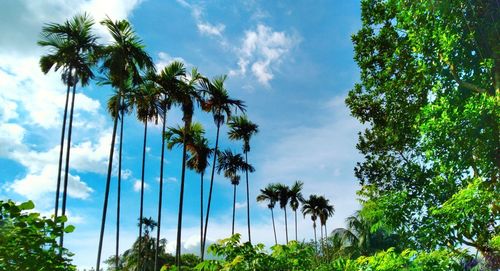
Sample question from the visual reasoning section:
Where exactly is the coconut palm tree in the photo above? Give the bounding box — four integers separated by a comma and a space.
256, 183, 279, 245
275, 183, 291, 244
227, 115, 259, 243
96, 17, 154, 271
318, 196, 335, 241
164, 67, 205, 267
132, 79, 161, 268
302, 194, 322, 251
151, 61, 186, 271
38, 13, 99, 249
186, 135, 213, 257
216, 149, 255, 236
288, 180, 304, 242
199, 75, 246, 259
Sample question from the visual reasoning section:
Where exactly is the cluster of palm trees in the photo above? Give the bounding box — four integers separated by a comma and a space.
38, 14, 259, 271
256, 182, 335, 251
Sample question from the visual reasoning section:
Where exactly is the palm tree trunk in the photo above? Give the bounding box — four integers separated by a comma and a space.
138, 121, 148, 270
294, 210, 298, 241
313, 222, 317, 253
96, 97, 120, 271
116, 106, 124, 270
60, 80, 77, 249
175, 121, 189, 269
155, 109, 167, 271
200, 171, 204, 257
271, 208, 277, 245
244, 151, 251, 243
54, 75, 71, 220
232, 184, 237, 236
284, 207, 289, 244
201, 121, 221, 260
320, 224, 324, 254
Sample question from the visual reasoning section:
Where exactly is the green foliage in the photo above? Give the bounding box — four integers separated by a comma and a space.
0, 200, 76, 271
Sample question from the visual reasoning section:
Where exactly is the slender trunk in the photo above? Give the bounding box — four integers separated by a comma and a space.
138, 121, 148, 270
116, 106, 124, 270
175, 121, 189, 269
200, 172, 204, 257
244, 152, 251, 243
313, 221, 317, 253
284, 207, 288, 244
201, 122, 221, 260
320, 224, 324, 254
294, 210, 298, 241
155, 109, 167, 271
55, 75, 71, 219
232, 184, 237, 236
60, 80, 77, 249
96, 98, 120, 271
271, 208, 277, 245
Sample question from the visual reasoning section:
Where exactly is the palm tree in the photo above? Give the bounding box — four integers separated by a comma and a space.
301, 194, 322, 251
216, 149, 255, 236
256, 183, 279, 245
317, 196, 334, 255
133, 79, 161, 269
199, 75, 246, 259
164, 67, 205, 268
288, 180, 304, 241
96, 17, 154, 271
38, 13, 99, 249
186, 135, 212, 257
152, 61, 185, 271
275, 183, 291, 244
227, 115, 259, 243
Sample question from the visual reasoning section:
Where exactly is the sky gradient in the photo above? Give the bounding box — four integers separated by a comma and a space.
0, 0, 362, 269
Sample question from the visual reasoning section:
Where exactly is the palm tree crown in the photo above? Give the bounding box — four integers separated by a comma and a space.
227, 115, 259, 153
200, 75, 246, 125
216, 149, 255, 183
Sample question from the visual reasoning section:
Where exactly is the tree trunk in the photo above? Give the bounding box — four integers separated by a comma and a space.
54, 73, 71, 220
138, 121, 148, 270
154, 108, 167, 271
245, 152, 251, 243
294, 210, 298, 241
201, 122, 221, 260
60, 80, 77, 249
175, 121, 189, 269
313, 222, 317, 253
284, 207, 288, 244
116, 105, 124, 270
271, 208, 277, 245
200, 172, 204, 257
232, 184, 237, 236
96, 98, 120, 271
320, 224, 324, 255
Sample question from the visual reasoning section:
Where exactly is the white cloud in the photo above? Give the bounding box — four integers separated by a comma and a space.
176, 0, 226, 38
235, 201, 247, 209
197, 22, 225, 37
133, 179, 149, 192
155, 52, 189, 71
229, 24, 299, 86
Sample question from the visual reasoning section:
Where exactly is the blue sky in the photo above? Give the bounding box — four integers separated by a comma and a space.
0, 0, 362, 269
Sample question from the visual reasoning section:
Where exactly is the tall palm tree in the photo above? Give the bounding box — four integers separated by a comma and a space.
165, 67, 204, 268
38, 13, 99, 249
227, 115, 259, 243
96, 18, 154, 271
256, 183, 279, 245
216, 149, 255, 236
317, 196, 334, 254
199, 75, 246, 259
151, 62, 184, 271
288, 180, 304, 241
275, 183, 291, 244
107, 86, 134, 269
186, 135, 212, 257
133, 79, 161, 269
301, 194, 322, 251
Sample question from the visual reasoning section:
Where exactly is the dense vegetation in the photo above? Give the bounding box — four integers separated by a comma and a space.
1, 0, 498, 270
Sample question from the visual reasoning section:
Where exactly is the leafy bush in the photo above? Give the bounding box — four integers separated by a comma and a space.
0, 199, 76, 271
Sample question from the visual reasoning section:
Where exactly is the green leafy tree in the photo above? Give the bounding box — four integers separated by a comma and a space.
0, 200, 76, 271
256, 183, 280, 245
227, 115, 259, 243
96, 17, 154, 271
38, 13, 99, 248
216, 149, 255, 236
199, 75, 246, 259
346, 0, 499, 268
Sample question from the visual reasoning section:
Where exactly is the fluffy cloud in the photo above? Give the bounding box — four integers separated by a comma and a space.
176, 0, 226, 38
133, 179, 150, 192
229, 24, 299, 86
